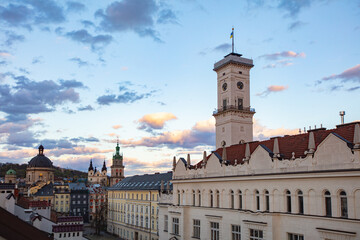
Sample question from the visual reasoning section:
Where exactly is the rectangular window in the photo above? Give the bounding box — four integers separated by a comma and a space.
172, 218, 179, 235
223, 99, 227, 110
288, 233, 304, 240
231, 225, 241, 240
193, 219, 200, 238
250, 229, 263, 240
265, 195, 270, 212
238, 98, 243, 110
164, 215, 168, 232
210, 222, 219, 240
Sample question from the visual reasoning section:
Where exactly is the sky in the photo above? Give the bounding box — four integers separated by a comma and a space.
0, 0, 359, 176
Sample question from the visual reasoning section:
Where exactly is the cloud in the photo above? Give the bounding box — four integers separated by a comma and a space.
78, 105, 94, 111
69, 137, 100, 143
112, 125, 122, 129
65, 29, 113, 52
97, 82, 156, 105
263, 59, 293, 69
256, 85, 289, 97
120, 118, 215, 149
138, 112, 177, 132
157, 9, 178, 24
48, 146, 112, 157
0, 51, 12, 58
3, 31, 25, 46
121, 66, 128, 71
0, 3, 33, 28
124, 157, 172, 175
213, 43, 231, 52
0, 74, 84, 115
81, 20, 95, 28
288, 21, 307, 31
95, 0, 177, 42
321, 64, 360, 84
32, 56, 43, 64
347, 86, 360, 91
69, 57, 89, 67
259, 51, 306, 60
254, 119, 299, 141
66, 1, 85, 13
278, 0, 311, 17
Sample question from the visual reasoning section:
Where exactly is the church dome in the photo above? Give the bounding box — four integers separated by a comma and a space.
6, 169, 16, 175
28, 145, 53, 168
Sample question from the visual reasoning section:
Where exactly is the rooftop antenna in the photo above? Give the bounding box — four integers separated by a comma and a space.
231, 27, 234, 53
340, 111, 345, 124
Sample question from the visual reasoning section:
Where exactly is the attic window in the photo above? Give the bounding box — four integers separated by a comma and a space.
239, 71, 242, 74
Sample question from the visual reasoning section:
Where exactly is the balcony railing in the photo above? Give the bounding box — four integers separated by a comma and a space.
213, 105, 256, 115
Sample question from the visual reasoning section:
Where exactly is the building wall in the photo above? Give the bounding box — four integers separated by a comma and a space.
70, 190, 89, 222
26, 167, 54, 184
107, 189, 160, 240
158, 127, 360, 240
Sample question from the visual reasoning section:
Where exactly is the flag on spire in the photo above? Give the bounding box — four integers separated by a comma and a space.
230, 28, 234, 39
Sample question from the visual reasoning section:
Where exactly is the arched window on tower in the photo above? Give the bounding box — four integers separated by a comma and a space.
286, 190, 291, 213
297, 190, 304, 214
210, 190, 214, 207
198, 190, 201, 207
239, 190, 243, 209
265, 190, 270, 212
230, 190, 234, 209
325, 191, 332, 217
192, 190, 196, 206
216, 190, 220, 208
340, 191, 348, 218
255, 190, 260, 211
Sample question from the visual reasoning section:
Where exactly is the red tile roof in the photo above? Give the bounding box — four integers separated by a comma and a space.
195, 122, 358, 167
57, 216, 83, 223
52, 224, 83, 233
17, 198, 50, 209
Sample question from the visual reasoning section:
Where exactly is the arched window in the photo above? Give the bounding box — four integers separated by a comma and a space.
325, 191, 332, 217
216, 190, 220, 208
265, 190, 270, 212
239, 190, 243, 209
198, 190, 201, 207
192, 190, 196, 206
255, 190, 260, 211
177, 190, 180, 205
230, 190, 234, 209
340, 191, 348, 218
298, 190, 304, 214
181, 190, 185, 205
286, 190, 291, 213
210, 190, 214, 207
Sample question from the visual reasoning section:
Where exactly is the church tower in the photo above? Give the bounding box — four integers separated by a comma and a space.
213, 52, 255, 149
110, 141, 125, 186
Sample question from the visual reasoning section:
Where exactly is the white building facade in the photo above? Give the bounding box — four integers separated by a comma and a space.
159, 53, 360, 240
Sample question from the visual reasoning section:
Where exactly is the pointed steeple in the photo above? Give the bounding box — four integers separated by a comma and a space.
102, 160, 107, 172
222, 145, 227, 165
354, 123, 360, 149
187, 154, 191, 168
202, 151, 207, 167
172, 156, 176, 171
94, 167, 97, 173
273, 138, 280, 158
88, 159, 94, 171
116, 138, 120, 155
307, 131, 315, 154
244, 143, 251, 161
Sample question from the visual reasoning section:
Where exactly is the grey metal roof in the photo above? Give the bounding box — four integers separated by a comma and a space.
68, 182, 87, 190
34, 183, 53, 196
110, 172, 173, 191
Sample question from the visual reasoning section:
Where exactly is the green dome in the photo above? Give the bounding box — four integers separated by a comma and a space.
6, 169, 16, 175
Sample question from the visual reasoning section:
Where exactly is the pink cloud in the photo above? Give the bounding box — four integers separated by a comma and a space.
253, 119, 299, 141
322, 64, 360, 83
260, 51, 306, 60
138, 112, 177, 130
256, 85, 289, 97
112, 124, 122, 129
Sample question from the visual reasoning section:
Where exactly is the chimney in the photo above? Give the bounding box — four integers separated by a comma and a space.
172, 156, 176, 171
187, 154, 191, 168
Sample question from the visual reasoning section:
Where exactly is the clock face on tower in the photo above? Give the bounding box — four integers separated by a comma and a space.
237, 81, 244, 89
222, 82, 227, 91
